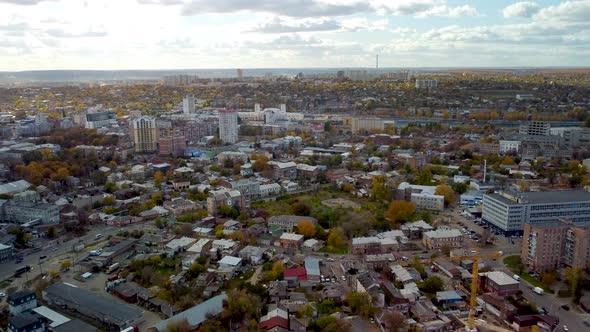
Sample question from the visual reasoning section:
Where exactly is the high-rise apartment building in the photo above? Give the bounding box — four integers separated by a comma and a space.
521, 218, 590, 272
183, 94, 195, 115
482, 190, 590, 235
519, 121, 550, 136
130, 116, 158, 153
218, 108, 238, 144
351, 118, 384, 134
158, 121, 186, 157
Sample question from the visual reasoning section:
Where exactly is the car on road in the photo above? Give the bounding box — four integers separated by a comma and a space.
0, 292, 5, 298
39, 255, 47, 260
563, 325, 568, 331
561, 304, 570, 311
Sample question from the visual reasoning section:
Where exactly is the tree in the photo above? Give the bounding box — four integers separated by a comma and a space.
60, 260, 71, 271
251, 154, 269, 172
318, 300, 336, 314
435, 184, 454, 207
327, 227, 346, 248
297, 220, 316, 238
291, 200, 311, 216
540, 270, 557, 287
383, 311, 407, 332
154, 171, 164, 188
347, 292, 373, 318
166, 318, 191, 332
418, 276, 444, 293
564, 267, 583, 303
270, 261, 284, 280
104, 182, 116, 193
371, 175, 389, 201
47, 226, 58, 239
518, 180, 530, 192
103, 194, 115, 206
298, 303, 314, 330
385, 200, 416, 223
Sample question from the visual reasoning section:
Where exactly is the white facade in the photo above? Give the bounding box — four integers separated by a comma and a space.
183, 94, 195, 114
482, 190, 590, 234
499, 140, 521, 154
218, 109, 238, 144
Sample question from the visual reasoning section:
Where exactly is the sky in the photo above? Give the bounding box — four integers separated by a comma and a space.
0, 0, 589, 71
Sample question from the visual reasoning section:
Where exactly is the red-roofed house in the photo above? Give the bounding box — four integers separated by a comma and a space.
259, 307, 289, 331
283, 268, 307, 288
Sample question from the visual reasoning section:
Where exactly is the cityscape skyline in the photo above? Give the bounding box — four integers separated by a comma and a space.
1, 0, 589, 71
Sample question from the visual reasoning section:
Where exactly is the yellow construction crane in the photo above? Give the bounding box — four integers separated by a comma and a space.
404, 249, 502, 332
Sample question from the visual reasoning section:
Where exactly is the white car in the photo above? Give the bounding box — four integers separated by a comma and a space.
0, 292, 5, 298
563, 325, 568, 331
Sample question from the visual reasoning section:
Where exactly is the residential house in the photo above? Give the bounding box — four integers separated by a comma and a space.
8, 291, 37, 315
422, 228, 464, 250
238, 246, 267, 265
279, 233, 304, 250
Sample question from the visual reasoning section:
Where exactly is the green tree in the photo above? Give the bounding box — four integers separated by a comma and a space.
371, 175, 390, 201
346, 292, 373, 318
327, 227, 346, 249
60, 260, 71, 271
154, 171, 164, 188
418, 276, 444, 293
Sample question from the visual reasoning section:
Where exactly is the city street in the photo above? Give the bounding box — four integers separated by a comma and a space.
0, 223, 145, 282
518, 275, 590, 332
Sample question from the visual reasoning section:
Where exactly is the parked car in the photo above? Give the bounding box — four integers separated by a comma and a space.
561, 304, 570, 311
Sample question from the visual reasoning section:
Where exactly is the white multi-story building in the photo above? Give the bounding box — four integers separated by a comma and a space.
499, 140, 521, 154
482, 190, 590, 235
218, 109, 238, 144
182, 94, 195, 114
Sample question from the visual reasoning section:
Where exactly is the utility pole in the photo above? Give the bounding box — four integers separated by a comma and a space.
376, 54, 379, 69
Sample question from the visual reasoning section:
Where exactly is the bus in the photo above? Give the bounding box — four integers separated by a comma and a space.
106, 263, 120, 274
15, 265, 31, 277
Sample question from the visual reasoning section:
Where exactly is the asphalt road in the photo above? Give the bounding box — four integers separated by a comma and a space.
0, 224, 131, 281
518, 277, 590, 332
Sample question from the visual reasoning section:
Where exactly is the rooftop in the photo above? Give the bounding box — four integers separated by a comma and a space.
480, 271, 520, 286
424, 228, 463, 239
280, 232, 304, 241
218, 255, 242, 266
153, 293, 227, 331
486, 190, 590, 205
352, 236, 380, 245
0, 180, 31, 195
43, 283, 143, 327
304, 256, 321, 276
32, 306, 70, 328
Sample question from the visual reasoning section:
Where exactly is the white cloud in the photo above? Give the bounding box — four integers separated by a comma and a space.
0, 0, 55, 5
416, 4, 478, 17
503, 2, 539, 18
180, 0, 371, 17
249, 17, 341, 33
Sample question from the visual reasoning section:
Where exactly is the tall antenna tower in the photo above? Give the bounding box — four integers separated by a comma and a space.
376, 54, 379, 69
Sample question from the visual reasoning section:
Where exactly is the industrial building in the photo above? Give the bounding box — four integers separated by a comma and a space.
42, 283, 144, 331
